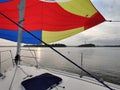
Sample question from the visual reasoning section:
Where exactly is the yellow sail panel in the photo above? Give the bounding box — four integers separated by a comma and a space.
58, 0, 97, 17
42, 27, 84, 43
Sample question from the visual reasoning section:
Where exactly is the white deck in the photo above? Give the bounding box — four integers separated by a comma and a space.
0, 65, 119, 90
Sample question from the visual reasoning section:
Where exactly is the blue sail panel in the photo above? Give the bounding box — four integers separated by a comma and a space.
0, 0, 11, 3
0, 29, 42, 44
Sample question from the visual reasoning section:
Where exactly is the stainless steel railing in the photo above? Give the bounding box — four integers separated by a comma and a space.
20, 49, 39, 67
0, 50, 14, 77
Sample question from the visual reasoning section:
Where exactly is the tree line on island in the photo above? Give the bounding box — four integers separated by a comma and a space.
24, 43, 96, 47
24, 43, 120, 47
24, 43, 67, 47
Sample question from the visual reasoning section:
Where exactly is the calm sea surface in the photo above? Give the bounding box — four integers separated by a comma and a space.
0, 47, 120, 85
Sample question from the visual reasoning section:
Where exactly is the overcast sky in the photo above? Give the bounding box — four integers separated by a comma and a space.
0, 0, 120, 46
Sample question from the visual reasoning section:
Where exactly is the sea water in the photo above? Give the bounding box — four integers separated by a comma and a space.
0, 47, 120, 85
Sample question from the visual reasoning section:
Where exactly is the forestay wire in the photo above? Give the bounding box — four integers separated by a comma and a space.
0, 12, 114, 90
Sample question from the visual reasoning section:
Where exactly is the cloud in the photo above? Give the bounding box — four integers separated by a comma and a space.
58, 21, 120, 45
91, 0, 120, 20
78, 21, 120, 45
0, 39, 16, 46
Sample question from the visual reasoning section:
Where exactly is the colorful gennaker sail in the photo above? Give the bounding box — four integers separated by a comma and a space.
0, 0, 105, 44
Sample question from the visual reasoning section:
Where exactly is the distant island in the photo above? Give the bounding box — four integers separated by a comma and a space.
23, 43, 120, 47
23, 43, 67, 47
78, 44, 120, 47
24, 43, 96, 47
78, 44, 95, 47
24, 43, 95, 47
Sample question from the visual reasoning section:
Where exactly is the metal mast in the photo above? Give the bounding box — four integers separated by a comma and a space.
15, 0, 26, 65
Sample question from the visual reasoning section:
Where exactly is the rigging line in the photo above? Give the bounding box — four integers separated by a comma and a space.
9, 66, 18, 90
0, 12, 114, 90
